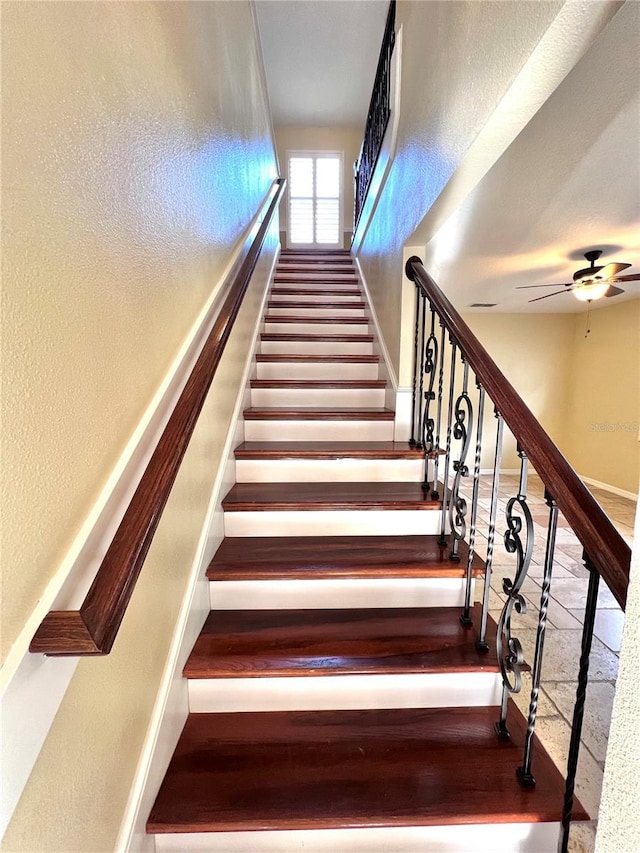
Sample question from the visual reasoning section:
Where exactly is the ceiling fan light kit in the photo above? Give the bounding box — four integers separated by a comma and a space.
516, 250, 637, 304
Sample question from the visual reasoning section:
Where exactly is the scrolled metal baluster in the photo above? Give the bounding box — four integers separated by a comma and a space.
430, 320, 446, 501
415, 295, 427, 451
421, 308, 438, 489
517, 488, 558, 786
409, 286, 420, 448
495, 446, 534, 740
559, 553, 600, 853
461, 380, 485, 627
438, 339, 457, 547
476, 410, 504, 651
448, 360, 473, 561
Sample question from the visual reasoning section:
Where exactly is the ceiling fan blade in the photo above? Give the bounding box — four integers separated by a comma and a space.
516, 282, 573, 290
609, 272, 640, 282
605, 285, 625, 297
598, 262, 632, 279
528, 289, 573, 303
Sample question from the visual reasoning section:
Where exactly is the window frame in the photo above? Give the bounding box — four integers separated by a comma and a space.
286, 150, 344, 249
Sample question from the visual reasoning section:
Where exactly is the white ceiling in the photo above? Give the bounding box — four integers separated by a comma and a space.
255, 0, 390, 128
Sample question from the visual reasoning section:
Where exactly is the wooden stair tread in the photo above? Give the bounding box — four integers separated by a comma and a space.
264, 316, 369, 324
184, 606, 498, 678
147, 704, 586, 833
270, 288, 361, 296
267, 301, 366, 309
222, 481, 441, 511
249, 380, 386, 389
243, 407, 395, 421
256, 354, 379, 363
235, 440, 419, 458
261, 333, 373, 342
207, 535, 482, 580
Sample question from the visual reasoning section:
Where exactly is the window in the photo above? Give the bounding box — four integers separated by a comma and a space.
287, 151, 343, 247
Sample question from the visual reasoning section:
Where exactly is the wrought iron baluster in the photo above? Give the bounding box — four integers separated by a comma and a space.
415, 294, 427, 451
517, 488, 558, 786
461, 380, 484, 627
495, 445, 534, 740
559, 553, 600, 853
438, 339, 457, 547
430, 320, 446, 501
476, 410, 504, 651
448, 359, 473, 561
409, 286, 420, 448
421, 308, 438, 489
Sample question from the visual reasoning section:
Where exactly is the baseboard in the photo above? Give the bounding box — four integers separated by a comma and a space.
116, 243, 280, 853
579, 476, 637, 502
0, 186, 280, 843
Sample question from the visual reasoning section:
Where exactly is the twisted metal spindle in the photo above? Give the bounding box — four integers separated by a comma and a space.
559, 554, 600, 853
421, 308, 438, 490
415, 294, 427, 450
517, 488, 558, 786
409, 287, 420, 447
461, 380, 485, 627
438, 339, 457, 547
430, 320, 446, 501
448, 359, 473, 561
476, 410, 504, 652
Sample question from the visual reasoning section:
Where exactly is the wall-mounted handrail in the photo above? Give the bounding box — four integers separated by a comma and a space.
405, 255, 631, 609
31, 178, 286, 656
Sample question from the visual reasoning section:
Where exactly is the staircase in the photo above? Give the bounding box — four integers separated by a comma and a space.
147, 250, 582, 852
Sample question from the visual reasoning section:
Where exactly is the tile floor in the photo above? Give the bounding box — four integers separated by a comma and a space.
463, 472, 636, 852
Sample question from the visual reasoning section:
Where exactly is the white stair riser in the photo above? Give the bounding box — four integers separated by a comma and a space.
210, 578, 470, 609
270, 292, 362, 303
235, 458, 425, 483
223, 508, 441, 537
187, 672, 502, 713
264, 321, 368, 335
243, 420, 393, 442
155, 823, 561, 853
250, 388, 385, 407
267, 306, 366, 317
260, 340, 373, 355
256, 362, 379, 380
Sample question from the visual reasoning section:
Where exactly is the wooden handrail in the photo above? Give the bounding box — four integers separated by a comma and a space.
405, 256, 631, 610
31, 178, 286, 656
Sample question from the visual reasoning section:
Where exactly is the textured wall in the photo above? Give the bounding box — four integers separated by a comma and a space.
1, 1, 277, 661
1, 1, 277, 849
564, 300, 640, 494
357, 0, 564, 383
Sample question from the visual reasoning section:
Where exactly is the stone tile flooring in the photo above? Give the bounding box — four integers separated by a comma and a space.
466, 472, 636, 852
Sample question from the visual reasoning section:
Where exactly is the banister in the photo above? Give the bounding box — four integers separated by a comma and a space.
405, 255, 631, 609
30, 178, 286, 656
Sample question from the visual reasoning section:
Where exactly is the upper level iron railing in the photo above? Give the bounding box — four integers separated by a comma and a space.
405, 255, 631, 853
353, 0, 396, 232
30, 178, 286, 657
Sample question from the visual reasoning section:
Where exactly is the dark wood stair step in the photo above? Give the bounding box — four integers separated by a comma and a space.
260, 333, 374, 342
222, 481, 441, 511
207, 534, 483, 580
267, 301, 367, 310
256, 354, 379, 363
242, 407, 394, 421
235, 440, 418, 458
263, 316, 369, 325
184, 606, 498, 678
249, 380, 386, 390
270, 288, 362, 297
147, 704, 586, 833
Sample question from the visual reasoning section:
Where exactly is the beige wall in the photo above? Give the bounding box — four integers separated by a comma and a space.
358, 0, 564, 382
275, 125, 363, 248
564, 300, 640, 495
2, 1, 277, 849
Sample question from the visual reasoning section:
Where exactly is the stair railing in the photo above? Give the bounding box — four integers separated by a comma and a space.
30, 178, 285, 657
353, 0, 396, 231
405, 255, 631, 852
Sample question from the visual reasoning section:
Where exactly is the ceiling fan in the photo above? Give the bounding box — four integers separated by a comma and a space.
517, 250, 640, 303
